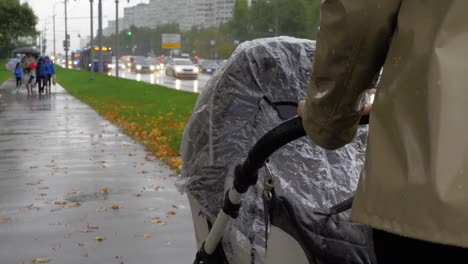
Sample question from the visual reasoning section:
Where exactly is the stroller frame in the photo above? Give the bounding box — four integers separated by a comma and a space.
192, 116, 373, 264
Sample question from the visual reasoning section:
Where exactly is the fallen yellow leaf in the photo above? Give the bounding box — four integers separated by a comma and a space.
144, 233, 151, 238
95, 236, 105, 241
151, 219, 164, 225
96, 207, 106, 212
111, 204, 120, 210
167, 210, 176, 215
32, 258, 49, 263
75, 202, 81, 207
101, 188, 109, 193
54, 200, 67, 205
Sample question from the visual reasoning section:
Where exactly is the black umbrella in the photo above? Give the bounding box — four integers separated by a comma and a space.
13, 47, 40, 57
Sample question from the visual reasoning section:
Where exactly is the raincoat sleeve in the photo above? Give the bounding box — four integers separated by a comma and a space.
49, 63, 55, 75
303, 0, 401, 150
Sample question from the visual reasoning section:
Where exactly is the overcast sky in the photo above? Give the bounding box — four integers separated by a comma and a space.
21, 0, 149, 54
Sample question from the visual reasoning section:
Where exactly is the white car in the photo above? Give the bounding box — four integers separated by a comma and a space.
165, 58, 199, 79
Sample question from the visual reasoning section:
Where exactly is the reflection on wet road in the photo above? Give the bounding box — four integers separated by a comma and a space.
109, 69, 211, 93
0, 79, 196, 263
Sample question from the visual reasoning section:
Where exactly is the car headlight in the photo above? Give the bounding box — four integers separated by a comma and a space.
175, 66, 182, 73
136, 65, 142, 70
88, 63, 92, 67
108, 64, 113, 68
121, 65, 126, 69
156, 65, 161, 70
73, 61, 78, 65
193, 67, 199, 73
150, 65, 155, 71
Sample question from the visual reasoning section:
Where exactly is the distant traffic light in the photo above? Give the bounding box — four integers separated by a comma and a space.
127, 31, 132, 36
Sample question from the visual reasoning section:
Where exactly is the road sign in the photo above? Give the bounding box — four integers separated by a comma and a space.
162, 33, 181, 49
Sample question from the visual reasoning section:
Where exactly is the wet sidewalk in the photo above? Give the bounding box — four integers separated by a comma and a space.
0, 79, 195, 264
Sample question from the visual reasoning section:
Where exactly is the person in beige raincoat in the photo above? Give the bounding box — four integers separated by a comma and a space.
298, 0, 468, 262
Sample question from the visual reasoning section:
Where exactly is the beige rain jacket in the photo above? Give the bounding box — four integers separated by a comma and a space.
303, 0, 468, 247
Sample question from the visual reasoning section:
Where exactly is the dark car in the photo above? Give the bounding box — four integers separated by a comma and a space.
197, 60, 219, 74
132, 58, 159, 73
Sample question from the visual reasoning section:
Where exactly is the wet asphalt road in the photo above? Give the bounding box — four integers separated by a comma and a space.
0, 79, 196, 264
108, 69, 212, 93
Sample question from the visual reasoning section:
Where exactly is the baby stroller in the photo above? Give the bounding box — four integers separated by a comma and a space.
181, 37, 375, 264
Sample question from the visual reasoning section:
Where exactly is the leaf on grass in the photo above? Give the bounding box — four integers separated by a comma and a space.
95, 236, 105, 241
111, 204, 120, 210
144, 233, 151, 238
32, 258, 49, 263
167, 210, 176, 216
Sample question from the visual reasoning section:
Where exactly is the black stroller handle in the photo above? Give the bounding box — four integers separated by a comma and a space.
234, 115, 369, 194
234, 116, 306, 193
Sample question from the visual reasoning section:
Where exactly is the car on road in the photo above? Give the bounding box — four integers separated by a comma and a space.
165, 58, 199, 79
197, 60, 219, 74
109, 58, 127, 70
132, 58, 160, 73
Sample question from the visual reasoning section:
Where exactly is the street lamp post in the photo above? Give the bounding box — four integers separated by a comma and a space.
52, 1, 61, 61
53, 14, 56, 58
90, 0, 94, 80
64, 0, 69, 68
115, 0, 119, 79
98, 0, 103, 73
